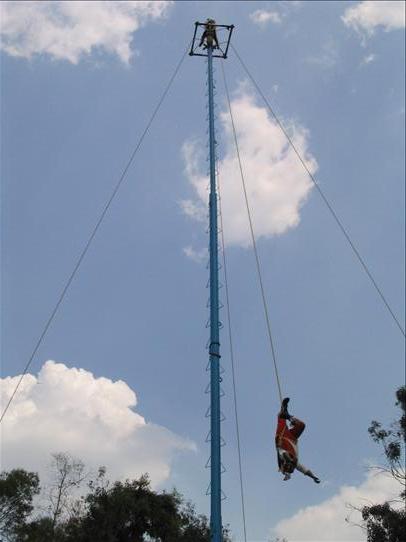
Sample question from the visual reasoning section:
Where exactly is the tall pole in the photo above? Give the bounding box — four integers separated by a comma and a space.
190, 22, 234, 540
207, 44, 222, 542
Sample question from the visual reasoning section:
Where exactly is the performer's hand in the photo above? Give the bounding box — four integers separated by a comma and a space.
313, 476, 320, 484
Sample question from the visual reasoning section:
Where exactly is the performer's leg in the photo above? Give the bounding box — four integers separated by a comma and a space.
290, 417, 306, 439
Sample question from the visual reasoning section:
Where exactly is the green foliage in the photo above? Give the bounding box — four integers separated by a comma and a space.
66, 473, 231, 541
16, 517, 57, 542
0, 469, 39, 541
70, 475, 180, 541
361, 502, 405, 542
0, 461, 231, 542
362, 386, 406, 542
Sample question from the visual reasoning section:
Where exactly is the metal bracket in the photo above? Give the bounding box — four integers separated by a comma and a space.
189, 21, 234, 59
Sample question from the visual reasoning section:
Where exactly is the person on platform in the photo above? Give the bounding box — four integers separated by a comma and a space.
199, 18, 220, 49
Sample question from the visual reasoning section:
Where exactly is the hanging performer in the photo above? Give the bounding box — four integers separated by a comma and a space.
199, 18, 220, 49
275, 398, 320, 483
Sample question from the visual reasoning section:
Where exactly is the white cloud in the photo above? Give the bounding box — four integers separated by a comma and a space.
361, 53, 376, 65
250, 9, 282, 26
250, 2, 303, 28
342, 1, 405, 39
181, 88, 317, 247
183, 246, 207, 264
0, 361, 195, 486
306, 39, 339, 68
0, 1, 173, 64
272, 470, 402, 541
179, 197, 207, 224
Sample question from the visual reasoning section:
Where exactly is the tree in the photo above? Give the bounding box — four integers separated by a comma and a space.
68, 474, 179, 542
66, 473, 231, 542
361, 386, 406, 542
0, 469, 39, 541
16, 453, 86, 542
47, 452, 86, 532
1, 456, 232, 541
15, 517, 55, 542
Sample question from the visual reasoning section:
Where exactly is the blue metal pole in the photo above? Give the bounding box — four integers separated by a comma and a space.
207, 45, 222, 542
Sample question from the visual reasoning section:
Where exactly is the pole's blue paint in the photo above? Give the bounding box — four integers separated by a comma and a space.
207, 45, 222, 542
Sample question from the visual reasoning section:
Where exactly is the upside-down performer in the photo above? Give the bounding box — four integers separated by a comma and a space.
275, 398, 321, 483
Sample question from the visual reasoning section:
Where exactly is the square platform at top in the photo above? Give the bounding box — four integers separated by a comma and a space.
189, 20, 234, 59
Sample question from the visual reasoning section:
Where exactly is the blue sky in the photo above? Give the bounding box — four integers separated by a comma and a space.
1, 1, 405, 540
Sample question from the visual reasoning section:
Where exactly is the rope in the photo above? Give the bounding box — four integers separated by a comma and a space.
221, 62, 284, 405
231, 44, 405, 339
0, 45, 189, 424
217, 171, 248, 542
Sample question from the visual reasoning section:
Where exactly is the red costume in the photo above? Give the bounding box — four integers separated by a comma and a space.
275, 415, 305, 465
275, 399, 320, 483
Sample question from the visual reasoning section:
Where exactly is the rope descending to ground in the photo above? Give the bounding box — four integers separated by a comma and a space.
217, 170, 248, 542
221, 62, 284, 405
0, 44, 190, 424
231, 44, 405, 340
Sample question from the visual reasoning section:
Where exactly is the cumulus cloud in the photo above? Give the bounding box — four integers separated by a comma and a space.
250, 9, 282, 26
272, 470, 401, 541
342, 1, 405, 39
361, 53, 376, 65
181, 87, 317, 247
0, 1, 172, 64
0, 361, 195, 486
179, 197, 207, 224
250, 1, 303, 27
183, 246, 207, 264
306, 39, 339, 68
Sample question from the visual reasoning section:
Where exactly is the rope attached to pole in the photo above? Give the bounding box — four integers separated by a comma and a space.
221, 62, 284, 405
231, 44, 405, 340
217, 171, 248, 542
0, 44, 189, 424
